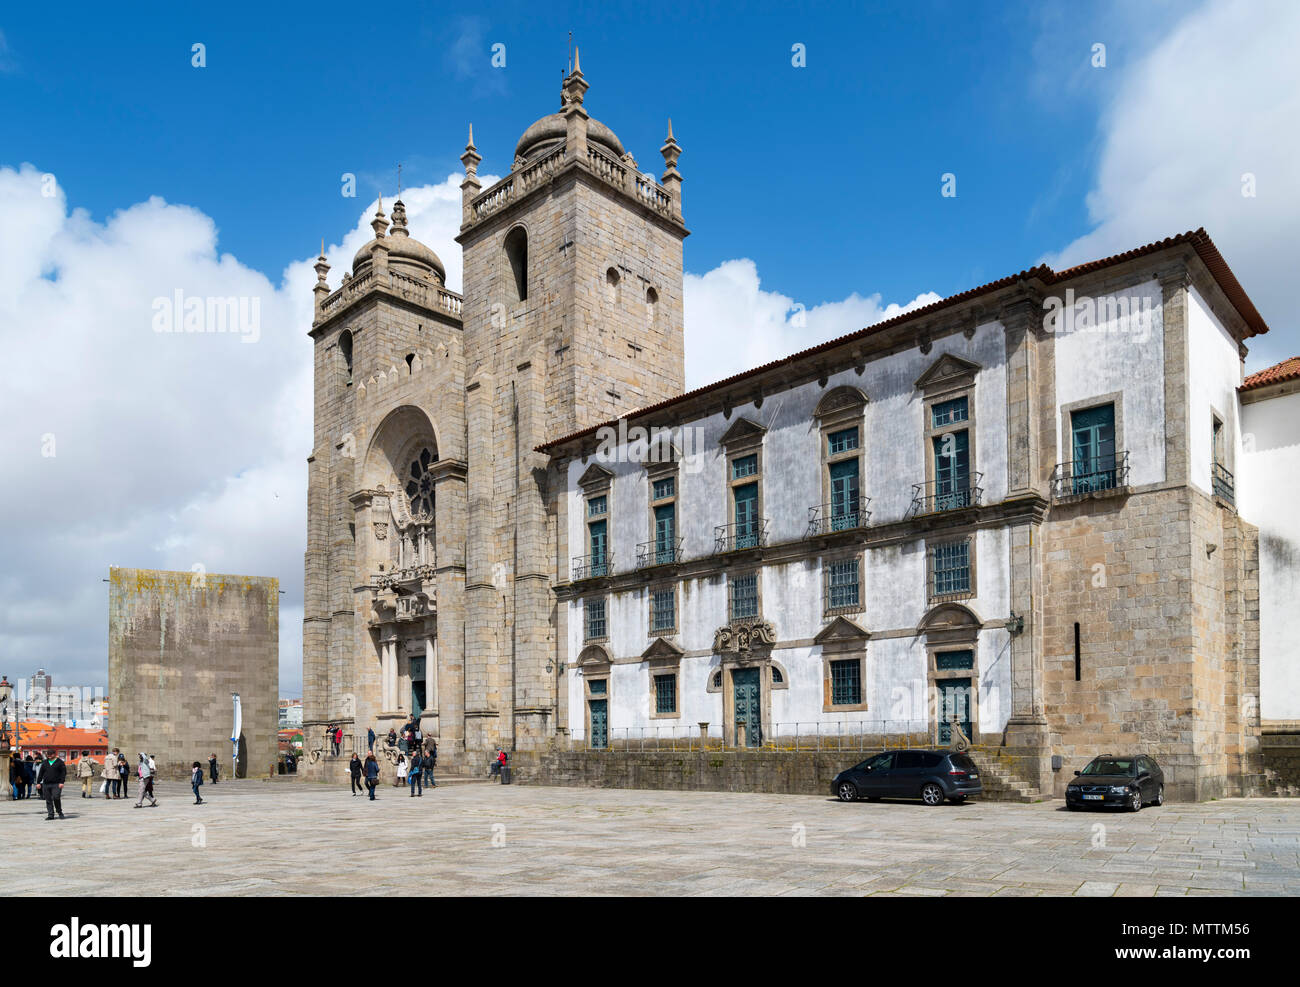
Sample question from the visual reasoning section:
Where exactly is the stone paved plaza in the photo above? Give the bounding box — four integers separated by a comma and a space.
2, 781, 1297, 896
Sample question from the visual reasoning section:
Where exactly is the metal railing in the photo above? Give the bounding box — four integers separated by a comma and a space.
713, 519, 769, 553
1050, 451, 1129, 498
910, 474, 983, 516
571, 553, 613, 581
806, 496, 873, 536
636, 539, 685, 568
1213, 461, 1235, 504
583, 720, 935, 753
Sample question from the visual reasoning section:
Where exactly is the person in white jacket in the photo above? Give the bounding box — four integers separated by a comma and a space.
395, 754, 407, 788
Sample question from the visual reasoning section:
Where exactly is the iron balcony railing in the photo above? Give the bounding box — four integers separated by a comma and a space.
910, 473, 983, 516
1050, 451, 1130, 498
806, 496, 873, 536
1213, 461, 1235, 503
713, 519, 769, 554
636, 539, 685, 568
571, 553, 613, 581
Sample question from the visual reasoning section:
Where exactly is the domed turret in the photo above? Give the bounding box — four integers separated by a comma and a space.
352, 198, 446, 284
515, 112, 624, 162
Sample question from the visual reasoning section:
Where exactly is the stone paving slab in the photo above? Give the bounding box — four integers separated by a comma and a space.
0, 783, 1296, 897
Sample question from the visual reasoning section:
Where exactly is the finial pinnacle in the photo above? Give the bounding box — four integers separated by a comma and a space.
573, 45, 581, 75
667, 117, 674, 139
320, 238, 325, 259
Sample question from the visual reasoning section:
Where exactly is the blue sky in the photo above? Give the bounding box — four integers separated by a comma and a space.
2, 1, 1194, 307
3, 0, 1298, 696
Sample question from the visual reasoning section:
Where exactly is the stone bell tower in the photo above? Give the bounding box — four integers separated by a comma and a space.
455, 50, 688, 751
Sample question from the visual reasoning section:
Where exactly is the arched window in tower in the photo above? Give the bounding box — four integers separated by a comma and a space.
504, 227, 528, 302
406, 353, 415, 374
646, 286, 659, 327
605, 267, 621, 305
404, 447, 436, 520
339, 329, 353, 384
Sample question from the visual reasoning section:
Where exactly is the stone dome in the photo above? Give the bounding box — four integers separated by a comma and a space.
352, 200, 446, 284
515, 112, 624, 162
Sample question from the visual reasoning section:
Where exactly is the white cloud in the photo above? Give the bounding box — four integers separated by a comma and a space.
684, 259, 941, 390
0, 160, 923, 699
1045, 0, 1300, 371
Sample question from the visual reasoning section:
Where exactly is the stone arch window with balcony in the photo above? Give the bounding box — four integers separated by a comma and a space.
574, 464, 614, 580
640, 447, 683, 568
809, 385, 869, 535
716, 418, 768, 553
913, 354, 981, 516
1053, 392, 1130, 500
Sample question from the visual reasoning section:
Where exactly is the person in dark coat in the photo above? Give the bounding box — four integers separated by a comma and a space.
208, 753, 219, 784
363, 753, 380, 800
23, 754, 36, 798
367, 726, 375, 753
35, 749, 66, 819
348, 753, 364, 796
8, 752, 22, 800
408, 750, 423, 797
116, 754, 129, 799
191, 762, 205, 804
423, 740, 437, 789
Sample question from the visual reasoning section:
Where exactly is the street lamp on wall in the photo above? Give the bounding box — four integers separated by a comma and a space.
1005, 611, 1024, 636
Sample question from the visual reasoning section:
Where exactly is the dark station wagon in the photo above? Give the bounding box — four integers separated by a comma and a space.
832, 749, 983, 806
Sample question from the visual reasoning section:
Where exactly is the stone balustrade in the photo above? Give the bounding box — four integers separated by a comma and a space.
318, 270, 463, 321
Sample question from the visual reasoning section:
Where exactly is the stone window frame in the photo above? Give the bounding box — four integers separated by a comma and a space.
648, 580, 678, 637
583, 595, 609, 644
823, 550, 865, 618
815, 385, 868, 514
1208, 403, 1234, 496
645, 452, 680, 565
917, 356, 980, 498
768, 658, 789, 691
728, 568, 763, 623
926, 532, 977, 603
1058, 390, 1127, 491
706, 665, 723, 694
578, 464, 614, 575
719, 418, 767, 534
650, 670, 678, 718
815, 616, 871, 713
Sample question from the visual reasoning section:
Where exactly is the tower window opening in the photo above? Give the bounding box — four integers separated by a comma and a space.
504, 227, 528, 302
406, 353, 415, 374
605, 267, 621, 305
646, 286, 659, 326
339, 329, 353, 384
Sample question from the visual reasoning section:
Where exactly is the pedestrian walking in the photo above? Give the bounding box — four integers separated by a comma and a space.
348, 753, 364, 796
22, 754, 36, 798
408, 750, 423, 797
8, 751, 22, 800
208, 753, 219, 784
77, 754, 95, 798
35, 749, 66, 820
363, 752, 379, 800
367, 726, 375, 753
190, 762, 205, 804
395, 754, 407, 788
423, 741, 437, 789
133, 753, 157, 808
116, 754, 129, 799
99, 754, 114, 799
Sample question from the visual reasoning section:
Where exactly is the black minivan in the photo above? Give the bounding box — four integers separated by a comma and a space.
832, 749, 983, 806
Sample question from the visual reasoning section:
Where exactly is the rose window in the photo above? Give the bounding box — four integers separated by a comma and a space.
405, 447, 435, 519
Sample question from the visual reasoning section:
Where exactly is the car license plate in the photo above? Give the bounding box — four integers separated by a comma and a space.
1083, 794, 1104, 800
969, 774, 978, 779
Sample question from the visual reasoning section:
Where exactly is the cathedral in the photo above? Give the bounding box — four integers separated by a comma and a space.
304, 57, 1279, 800
303, 54, 686, 769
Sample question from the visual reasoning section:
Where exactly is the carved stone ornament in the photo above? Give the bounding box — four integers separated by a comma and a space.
374, 521, 388, 541
948, 716, 972, 752
713, 620, 777, 654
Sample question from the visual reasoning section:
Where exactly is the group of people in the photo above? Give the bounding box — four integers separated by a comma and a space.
325, 723, 344, 756
349, 731, 439, 800
8, 748, 225, 812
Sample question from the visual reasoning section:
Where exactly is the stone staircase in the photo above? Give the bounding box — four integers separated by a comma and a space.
966, 749, 1049, 803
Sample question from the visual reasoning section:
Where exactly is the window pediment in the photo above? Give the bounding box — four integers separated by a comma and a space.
578, 463, 614, 492
915, 353, 981, 395
719, 416, 767, 450
814, 385, 868, 420
813, 615, 871, 645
